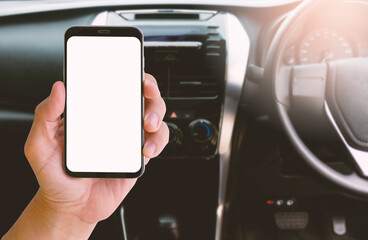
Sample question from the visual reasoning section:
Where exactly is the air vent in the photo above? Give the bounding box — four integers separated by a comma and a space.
118, 9, 217, 21
135, 13, 199, 20
206, 26, 222, 59
137, 14, 225, 99
162, 26, 224, 98
168, 73, 220, 98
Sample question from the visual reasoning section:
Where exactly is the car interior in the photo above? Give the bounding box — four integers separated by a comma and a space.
1, 0, 368, 239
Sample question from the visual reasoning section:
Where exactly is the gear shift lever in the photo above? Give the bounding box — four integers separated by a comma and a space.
158, 214, 180, 240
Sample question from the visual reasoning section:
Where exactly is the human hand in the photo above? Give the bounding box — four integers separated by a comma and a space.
4, 74, 168, 240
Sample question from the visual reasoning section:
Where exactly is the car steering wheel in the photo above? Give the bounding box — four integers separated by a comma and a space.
265, 0, 368, 197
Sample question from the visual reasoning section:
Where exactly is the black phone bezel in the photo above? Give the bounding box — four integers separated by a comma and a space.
64, 26, 144, 178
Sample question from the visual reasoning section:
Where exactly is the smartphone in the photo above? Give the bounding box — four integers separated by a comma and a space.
64, 26, 144, 178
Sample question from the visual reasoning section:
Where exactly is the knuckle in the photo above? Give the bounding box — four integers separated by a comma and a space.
162, 122, 170, 144
34, 104, 42, 116
34, 101, 46, 119
160, 98, 167, 114
24, 142, 29, 157
24, 140, 32, 160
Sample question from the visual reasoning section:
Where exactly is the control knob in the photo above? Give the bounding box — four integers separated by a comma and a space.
188, 119, 216, 143
167, 122, 183, 145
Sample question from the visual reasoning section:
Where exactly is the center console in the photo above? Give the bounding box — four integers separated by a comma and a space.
110, 9, 227, 159
93, 9, 249, 240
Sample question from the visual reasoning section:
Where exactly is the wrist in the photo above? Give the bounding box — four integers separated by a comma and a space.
3, 190, 96, 240
34, 190, 97, 239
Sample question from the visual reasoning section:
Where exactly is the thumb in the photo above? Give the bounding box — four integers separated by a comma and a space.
24, 81, 65, 169
34, 81, 65, 123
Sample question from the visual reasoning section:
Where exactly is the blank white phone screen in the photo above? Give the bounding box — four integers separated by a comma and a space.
66, 36, 142, 173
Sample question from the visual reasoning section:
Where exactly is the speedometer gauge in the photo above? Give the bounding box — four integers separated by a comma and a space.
299, 29, 353, 64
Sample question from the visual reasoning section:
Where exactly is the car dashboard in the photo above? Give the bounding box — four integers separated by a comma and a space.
0, 2, 254, 238
2, 0, 367, 239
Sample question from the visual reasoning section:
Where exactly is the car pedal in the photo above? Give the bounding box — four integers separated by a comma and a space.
274, 212, 308, 230
332, 214, 346, 236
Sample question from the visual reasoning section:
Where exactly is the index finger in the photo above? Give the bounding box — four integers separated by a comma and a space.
144, 73, 161, 99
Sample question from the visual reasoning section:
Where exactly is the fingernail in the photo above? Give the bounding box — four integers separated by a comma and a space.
145, 79, 156, 86
144, 142, 156, 157
50, 83, 55, 97
145, 80, 159, 91
145, 113, 158, 128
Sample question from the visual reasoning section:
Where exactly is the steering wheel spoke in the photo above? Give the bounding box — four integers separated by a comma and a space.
290, 63, 327, 119
325, 102, 368, 177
